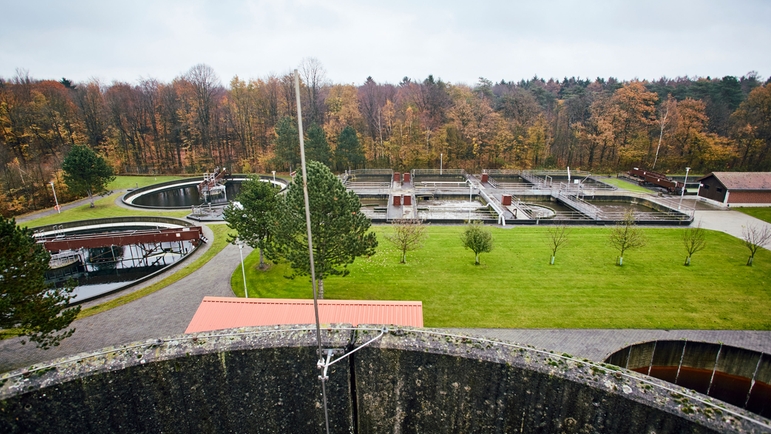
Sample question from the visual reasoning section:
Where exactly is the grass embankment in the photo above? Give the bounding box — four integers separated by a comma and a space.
107, 175, 192, 190
598, 177, 653, 193
233, 226, 771, 330
18, 175, 191, 227
736, 207, 771, 224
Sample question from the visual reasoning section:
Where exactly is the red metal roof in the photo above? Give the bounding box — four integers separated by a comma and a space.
185, 297, 423, 333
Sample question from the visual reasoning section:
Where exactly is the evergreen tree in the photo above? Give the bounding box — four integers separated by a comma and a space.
0, 216, 80, 349
273, 116, 300, 171
223, 177, 279, 269
62, 144, 115, 207
335, 126, 365, 171
305, 123, 331, 166
268, 161, 377, 298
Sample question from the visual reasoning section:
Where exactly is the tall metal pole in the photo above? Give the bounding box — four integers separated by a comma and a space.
238, 242, 248, 298
50, 181, 61, 213
678, 167, 690, 210
295, 69, 330, 434
440, 153, 443, 175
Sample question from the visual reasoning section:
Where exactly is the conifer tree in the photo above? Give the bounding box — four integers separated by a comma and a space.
335, 126, 365, 171
273, 117, 300, 171
62, 145, 115, 207
268, 161, 377, 298
0, 216, 80, 349
305, 123, 331, 166
223, 177, 278, 269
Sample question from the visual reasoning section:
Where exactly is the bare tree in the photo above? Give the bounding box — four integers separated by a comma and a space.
741, 224, 771, 266
609, 211, 646, 266
682, 223, 707, 266
185, 63, 222, 157
546, 225, 570, 265
299, 57, 327, 125
385, 219, 428, 264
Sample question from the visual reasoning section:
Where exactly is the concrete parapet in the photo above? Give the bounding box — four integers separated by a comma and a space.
1, 327, 767, 433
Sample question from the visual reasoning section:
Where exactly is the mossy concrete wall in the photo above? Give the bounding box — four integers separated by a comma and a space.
1, 326, 767, 433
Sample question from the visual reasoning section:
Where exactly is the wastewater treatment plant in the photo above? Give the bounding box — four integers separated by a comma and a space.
3, 169, 770, 433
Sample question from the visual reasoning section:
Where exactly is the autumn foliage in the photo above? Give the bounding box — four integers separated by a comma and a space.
1, 63, 769, 216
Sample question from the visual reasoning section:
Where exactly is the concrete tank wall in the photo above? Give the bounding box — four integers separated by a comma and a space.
1, 327, 766, 433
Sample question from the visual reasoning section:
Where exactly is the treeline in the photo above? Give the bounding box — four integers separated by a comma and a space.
1, 61, 770, 216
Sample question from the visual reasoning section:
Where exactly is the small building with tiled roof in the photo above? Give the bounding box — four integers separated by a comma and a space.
697, 172, 771, 205
185, 296, 423, 333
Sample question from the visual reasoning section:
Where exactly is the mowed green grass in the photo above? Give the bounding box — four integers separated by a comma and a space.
736, 207, 771, 224
233, 226, 771, 330
597, 177, 653, 193
21, 192, 189, 227
107, 175, 190, 190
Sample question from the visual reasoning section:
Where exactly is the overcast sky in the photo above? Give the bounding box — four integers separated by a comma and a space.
2, 0, 770, 87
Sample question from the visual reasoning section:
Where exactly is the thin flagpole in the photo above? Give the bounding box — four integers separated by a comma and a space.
294, 69, 330, 434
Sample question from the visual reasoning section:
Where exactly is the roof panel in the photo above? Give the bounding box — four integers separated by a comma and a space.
699, 172, 771, 190
185, 297, 423, 333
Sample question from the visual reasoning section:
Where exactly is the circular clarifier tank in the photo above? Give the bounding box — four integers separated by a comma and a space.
122, 176, 287, 209
36, 217, 203, 303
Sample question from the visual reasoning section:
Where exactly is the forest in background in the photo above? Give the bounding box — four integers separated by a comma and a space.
1, 59, 770, 216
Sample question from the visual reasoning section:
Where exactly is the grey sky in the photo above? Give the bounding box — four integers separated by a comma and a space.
1, 0, 769, 86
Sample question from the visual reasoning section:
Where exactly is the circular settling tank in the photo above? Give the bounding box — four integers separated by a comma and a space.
36, 218, 202, 303
123, 176, 287, 209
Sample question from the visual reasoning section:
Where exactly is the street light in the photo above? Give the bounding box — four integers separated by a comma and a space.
440, 153, 443, 175
238, 241, 248, 298
50, 181, 60, 213
678, 167, 691, 210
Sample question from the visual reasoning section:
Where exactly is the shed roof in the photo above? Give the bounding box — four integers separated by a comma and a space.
698, 172, 771, 190
185, 297, 423, 333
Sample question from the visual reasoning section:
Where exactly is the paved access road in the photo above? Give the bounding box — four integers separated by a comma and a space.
1, 204, 770, 373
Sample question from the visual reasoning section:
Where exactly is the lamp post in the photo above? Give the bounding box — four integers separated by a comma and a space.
238, 241, 248, 298
50, 181, 60, 213
440, 153, 443, 175
678, 167, 690, 210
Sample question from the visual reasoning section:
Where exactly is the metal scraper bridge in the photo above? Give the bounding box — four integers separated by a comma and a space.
37, 226, 205, 252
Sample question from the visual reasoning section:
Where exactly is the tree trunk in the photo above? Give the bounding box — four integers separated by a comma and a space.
617, 256, 623, 266
318, 278, 324, 299
258, 247, 265, 269
88, 189, 94, 208
550, 255, 555, 265
684, 256, 691, 266
475, 252, 480, 265
747, 256, 754, 266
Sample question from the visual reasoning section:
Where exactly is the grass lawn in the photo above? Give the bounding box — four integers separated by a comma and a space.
107, 175, 190, 190
597, 177, 653, 193
20, 192, 189, 227
736, 207, 771, 224
233, 226, 771, 330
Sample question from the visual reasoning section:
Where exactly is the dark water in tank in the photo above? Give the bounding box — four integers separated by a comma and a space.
132, 182, 244, 208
